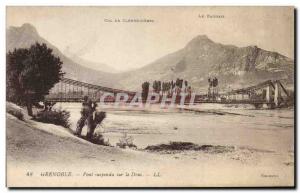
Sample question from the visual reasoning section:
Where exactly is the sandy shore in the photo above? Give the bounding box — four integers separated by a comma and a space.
6, 109, 294, 187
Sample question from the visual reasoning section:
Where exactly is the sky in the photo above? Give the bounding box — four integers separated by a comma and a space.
6, 6, 294, 71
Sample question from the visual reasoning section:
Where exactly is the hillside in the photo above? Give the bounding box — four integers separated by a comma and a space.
6, 23, 120, 88
118, 35, 294, 91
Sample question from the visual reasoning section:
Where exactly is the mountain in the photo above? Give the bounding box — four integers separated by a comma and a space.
118, 35, 294, 91
7, 24, 294, 93
6, 23, 120, 88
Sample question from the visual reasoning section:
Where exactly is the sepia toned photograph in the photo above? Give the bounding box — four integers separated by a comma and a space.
6, 6, 295, 187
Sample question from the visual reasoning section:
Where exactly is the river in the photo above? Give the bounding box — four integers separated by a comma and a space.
53, 103, 294, 153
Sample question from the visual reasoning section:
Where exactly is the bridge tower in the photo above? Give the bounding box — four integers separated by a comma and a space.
265, 84, 271, 103
264, 80, 289, 108
274, 81, 281, 106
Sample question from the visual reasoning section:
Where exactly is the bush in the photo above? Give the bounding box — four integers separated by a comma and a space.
116, 132, 137, 149
79, 132, 110, 146
34, 109, 70, 128
89, 133, 110, 146
7, 109, 24, 120
93, 111, 106, 127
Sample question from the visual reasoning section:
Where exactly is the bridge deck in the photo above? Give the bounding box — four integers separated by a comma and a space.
45, 97, 273, 105
45, 78, 289, 106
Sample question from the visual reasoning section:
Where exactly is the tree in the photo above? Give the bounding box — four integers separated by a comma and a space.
142, 81, 150, 102
152, 80, 162, 93
157, 81, 161, 93
184, 80, 188, 87
7, 43, 64, 116
152, 80, 157, 92
171, 80, 175, 89
175, 78, 183, 88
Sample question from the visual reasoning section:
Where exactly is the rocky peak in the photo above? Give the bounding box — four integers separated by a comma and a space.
8, 23, 38, 36
21, 23, 38, 33
188, 34, 213, 43
185, 35, 215, 51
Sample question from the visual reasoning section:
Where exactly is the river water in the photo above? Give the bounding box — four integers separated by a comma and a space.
53, 103, 294, 152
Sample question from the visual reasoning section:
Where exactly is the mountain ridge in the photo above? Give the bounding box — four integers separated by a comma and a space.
7, 23, 120, 88
7, 23, 294, 92
118, 34, 294, 91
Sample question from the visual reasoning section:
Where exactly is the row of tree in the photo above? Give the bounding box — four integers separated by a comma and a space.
141, 78, 192, 101
152, 78, 190, 93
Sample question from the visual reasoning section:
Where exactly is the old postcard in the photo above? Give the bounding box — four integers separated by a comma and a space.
6, 6, 295, 187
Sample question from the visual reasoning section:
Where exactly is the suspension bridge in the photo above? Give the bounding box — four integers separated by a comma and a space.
45, 77, 136, 103
45, 77, 292, 108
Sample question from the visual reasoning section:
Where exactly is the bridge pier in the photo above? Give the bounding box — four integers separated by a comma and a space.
274, 81, 281, 107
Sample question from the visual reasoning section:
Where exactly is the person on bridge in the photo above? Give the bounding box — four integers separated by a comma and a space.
75, 95, 97, 139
